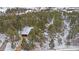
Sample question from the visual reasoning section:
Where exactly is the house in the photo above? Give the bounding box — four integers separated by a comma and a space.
15, 26, 33, 51
21, 26, 33, 38
20, 26, 34, 43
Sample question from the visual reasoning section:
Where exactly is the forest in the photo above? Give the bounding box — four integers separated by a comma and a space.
0, 7, 79, 51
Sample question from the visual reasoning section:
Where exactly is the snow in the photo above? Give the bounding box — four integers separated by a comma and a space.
33, 32, 51, 51
44, 32, 48, 36
5, 42, 13, 51
42, 36, 51, 50
41, 40, 50, 50
0, 34, 7, 47
54, 14, 71, 49
0, 8, 7, 13
25, 10, 32, 13
0, 8, 79, 51
45, 19, 54, 27
56, 46, 79, 51
33, 42, 42, 51
33, 16, 72, 50
0, 34, 7, 42
21, 26, 33, 35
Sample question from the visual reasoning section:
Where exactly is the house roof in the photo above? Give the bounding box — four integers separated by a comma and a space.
21, 26, 33, 35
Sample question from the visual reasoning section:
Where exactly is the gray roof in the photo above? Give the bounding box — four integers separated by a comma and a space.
21, 26, 33, 35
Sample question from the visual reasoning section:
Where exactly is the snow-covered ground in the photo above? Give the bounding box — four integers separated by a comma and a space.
0, 8, 7, 13
5, 42, 13, 51
0, 34, 7, 47
56, 46, 79, 51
